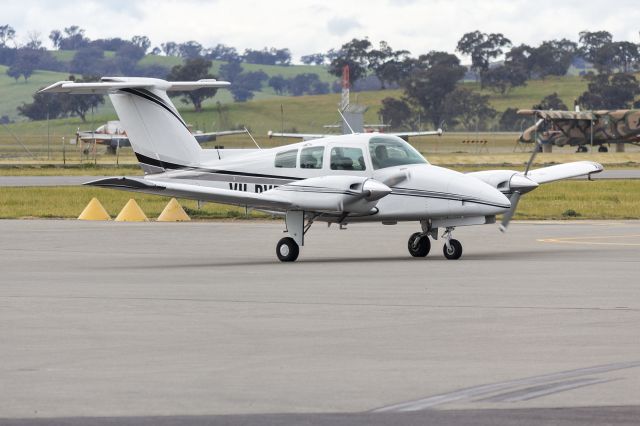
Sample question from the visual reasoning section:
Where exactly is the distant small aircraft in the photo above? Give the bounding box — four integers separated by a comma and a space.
76, 120, 247, 153
41, 77, 603, 262
268, 65, 443, 141
518, 108, 640, 152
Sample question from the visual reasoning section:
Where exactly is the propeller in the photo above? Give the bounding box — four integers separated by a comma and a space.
500, 127, 543, 232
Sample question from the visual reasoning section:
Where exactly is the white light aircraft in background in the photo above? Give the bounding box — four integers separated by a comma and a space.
76, 120, 247, 154
41, 77, 603, 262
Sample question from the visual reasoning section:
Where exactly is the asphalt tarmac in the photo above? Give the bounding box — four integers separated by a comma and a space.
0, 168, 639, 187
0, 220, 639, 425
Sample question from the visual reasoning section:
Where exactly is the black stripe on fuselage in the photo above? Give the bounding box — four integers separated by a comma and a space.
120, 88, 190, 131
134, 152, 305, 181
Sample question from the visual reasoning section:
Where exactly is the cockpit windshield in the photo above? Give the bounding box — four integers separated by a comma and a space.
368, 136, 428, 170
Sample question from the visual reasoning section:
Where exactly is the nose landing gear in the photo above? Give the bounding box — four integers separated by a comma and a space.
442, 227, 463, 260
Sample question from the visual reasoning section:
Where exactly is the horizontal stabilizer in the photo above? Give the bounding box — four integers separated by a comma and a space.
40, 77, 230, 94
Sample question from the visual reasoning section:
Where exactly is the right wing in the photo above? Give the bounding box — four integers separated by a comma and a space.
267, 130, 331, 141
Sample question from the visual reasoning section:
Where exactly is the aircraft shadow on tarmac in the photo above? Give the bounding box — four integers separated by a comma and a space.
112, 248, 576, 269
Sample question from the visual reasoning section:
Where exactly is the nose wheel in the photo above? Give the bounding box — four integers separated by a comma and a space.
408, 232, 431, 257
276, 237, 299, 262
442, 227, 463, 260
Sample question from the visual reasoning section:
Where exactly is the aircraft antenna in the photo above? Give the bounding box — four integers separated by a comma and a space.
338, 109, 355, 134
244, 127, 261, 149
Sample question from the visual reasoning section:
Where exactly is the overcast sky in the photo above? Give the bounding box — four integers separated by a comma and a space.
5, 0, 640, 62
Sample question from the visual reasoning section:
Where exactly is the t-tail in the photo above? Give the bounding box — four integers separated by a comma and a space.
39, 77, 230, 174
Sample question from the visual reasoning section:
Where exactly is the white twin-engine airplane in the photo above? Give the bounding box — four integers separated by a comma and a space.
41, 77, 604, 262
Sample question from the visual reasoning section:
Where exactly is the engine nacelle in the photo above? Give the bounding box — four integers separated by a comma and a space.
271, 175, 391, 214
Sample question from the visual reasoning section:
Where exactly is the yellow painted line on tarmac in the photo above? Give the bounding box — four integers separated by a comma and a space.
537, 234, 640, 246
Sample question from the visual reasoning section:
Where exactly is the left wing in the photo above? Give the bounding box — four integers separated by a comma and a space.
85, 175, 392, 215
267, 130, 330, 141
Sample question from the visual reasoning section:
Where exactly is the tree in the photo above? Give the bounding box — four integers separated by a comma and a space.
6, 48, 41, 81
379, 97, 412, 129
481, 64, 527, 94
287, 73, 323, 96
161, 41, 179, 56
178, 41, 203, 59
167, 58, 218, 111
131, 35, 151, 54
70, 46, 106, 75
64, 75, 105, 122
49, 30, 62, 49
441, 87, 496, 130
505, 44, 535, 78
268, 75, 288, 94
499, 107, 529, 131
218, 59, 243, 82
0, 25, 16, 48
25, 31, 43, 50
456, 31, 511, 86
242, 47, 291, 65
578, 73, 640, 110
300, 53, 325, 65
115, 43, 146, 74
367, 40, 410, 89
401, 51, 466, 127
532, 93, 568, 111
58, 26, 89, 50
529, 39, 577, 78
18, 91, 65, 120
607, 42, 640, 73
206, 44, 239, 62
578, 30, 613, 63
230, 86, 254, 102
328, 38, 372, 86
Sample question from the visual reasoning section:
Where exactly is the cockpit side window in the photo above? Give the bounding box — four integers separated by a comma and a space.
300, 146, 324, 169
274, 149, 298, 168
330, 147, 366, 171
369, 136, 427, 170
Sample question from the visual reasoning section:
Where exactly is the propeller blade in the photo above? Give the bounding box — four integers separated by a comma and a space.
525, 119, 545, 175
499, 191, 521, 233
382, 170, 410, 187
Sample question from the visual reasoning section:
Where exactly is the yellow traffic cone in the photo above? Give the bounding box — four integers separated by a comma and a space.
157, 198, 191, 222
78, 197, 111, 221
114, 199, 149, 222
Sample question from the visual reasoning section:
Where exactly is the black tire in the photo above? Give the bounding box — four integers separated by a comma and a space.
408, 232, 431, 257
443, 239, 463, 260
276, 237, 299, 262
598, 145, 608, 153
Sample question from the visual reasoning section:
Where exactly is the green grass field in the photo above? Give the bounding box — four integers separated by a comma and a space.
0, 180, 638, 220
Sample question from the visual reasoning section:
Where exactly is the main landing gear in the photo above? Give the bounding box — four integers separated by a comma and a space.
407, 224, 463, 260
276, 237, 299, 262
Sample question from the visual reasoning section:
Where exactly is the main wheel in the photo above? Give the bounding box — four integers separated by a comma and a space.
443, 239, 463, 260
276, 237, 299, 262
598, 145, 608, 153
408, 232, 431, 257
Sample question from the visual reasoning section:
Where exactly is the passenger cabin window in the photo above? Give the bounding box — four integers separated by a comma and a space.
300, 146, 324, 169
274, 149, 298, 168
369, 136, 427, 170
330, 147, 366, 171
